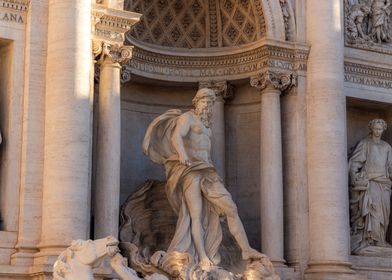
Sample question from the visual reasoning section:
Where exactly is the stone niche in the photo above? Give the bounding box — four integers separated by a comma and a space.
120, 81, 196, 205
347, 97, 392, 279
120, 80, 261, 249
0, 39, 11, 231
347, 97, 392, 161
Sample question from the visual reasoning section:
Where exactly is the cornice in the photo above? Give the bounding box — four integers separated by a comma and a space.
91, 3, 141, 45
123, 41, 309, 83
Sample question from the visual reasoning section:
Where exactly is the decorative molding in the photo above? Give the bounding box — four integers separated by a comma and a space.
0, 0, 29, 12
250, 70, 296, 92
279, 0, 290, 40
121, 65, 132, 84
123, 41, 308, 82
344, 0, 392, 54
344, 61, 392, 89
0, 0, 29, 25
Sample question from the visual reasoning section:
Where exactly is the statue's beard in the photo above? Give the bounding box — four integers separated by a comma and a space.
195, 107, 212, 128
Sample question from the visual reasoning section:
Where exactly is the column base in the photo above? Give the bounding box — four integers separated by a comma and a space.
271, 258, 287, 268
304, 261, 367, 280
11, 249, 37, 266
33, 246, 66, 267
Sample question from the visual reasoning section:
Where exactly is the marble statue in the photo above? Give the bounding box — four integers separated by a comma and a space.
53, 236, 142, 280
143, 88, 263, 267
369, 0, 391, 43
349, 119, 392, 255
347, 3, 372, 41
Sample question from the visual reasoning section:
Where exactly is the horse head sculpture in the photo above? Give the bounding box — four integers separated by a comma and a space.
53, 236, 119, 280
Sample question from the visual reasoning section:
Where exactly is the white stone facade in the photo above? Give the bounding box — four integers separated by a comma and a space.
0, 0, 392, 279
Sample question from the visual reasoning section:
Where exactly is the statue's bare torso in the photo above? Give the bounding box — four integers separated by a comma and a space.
178, 111, 212, 165
172, 106, 215, 167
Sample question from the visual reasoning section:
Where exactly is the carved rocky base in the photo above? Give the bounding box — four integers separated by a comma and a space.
120, 242, 279, 280
353, 246, 392, 257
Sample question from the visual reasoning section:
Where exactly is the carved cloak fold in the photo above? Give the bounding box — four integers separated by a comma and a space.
143, 109, 225, 264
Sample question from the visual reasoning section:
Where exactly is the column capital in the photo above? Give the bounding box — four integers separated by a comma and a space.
93, 40, 133, 65
250, 70, 296, 93
198, 80, 234, 100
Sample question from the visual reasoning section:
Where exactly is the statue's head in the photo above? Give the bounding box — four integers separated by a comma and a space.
192, 88, 216, 107
192, 88, 216, 127
368, 119, 387, 138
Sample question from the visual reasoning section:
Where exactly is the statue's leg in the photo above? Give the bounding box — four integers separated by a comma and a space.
183, 176, 212, 266
208, 182, 265, 260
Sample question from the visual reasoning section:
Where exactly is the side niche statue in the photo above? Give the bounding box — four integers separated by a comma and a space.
119, 88, 279, 280
349, 119, 392, 255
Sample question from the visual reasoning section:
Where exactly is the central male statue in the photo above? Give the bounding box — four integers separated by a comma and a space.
143, 88, 263, 267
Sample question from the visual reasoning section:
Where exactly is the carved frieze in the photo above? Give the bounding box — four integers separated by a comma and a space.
345, 0, 392, 54
123, 42, 308, 83
344, 61, 392, 89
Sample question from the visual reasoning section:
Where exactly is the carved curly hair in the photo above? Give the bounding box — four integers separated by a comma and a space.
368, 119, 387, 131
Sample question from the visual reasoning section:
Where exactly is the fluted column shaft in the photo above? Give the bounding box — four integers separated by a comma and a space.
259, 86, 284, 265
305, 0, 355, 278
250, 71, 295, 266
95, 58, 121, 238
38, 0, 92, 261
94, 43, 132, 238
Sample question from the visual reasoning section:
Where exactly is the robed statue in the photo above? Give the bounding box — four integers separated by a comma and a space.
142, 88, 264, 267
349, 119, 392, 254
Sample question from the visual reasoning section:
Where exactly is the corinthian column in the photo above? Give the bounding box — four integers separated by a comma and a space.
199, 81, 228, 180
93, 42, 132, 238
304, 1, 358, 279
36, 0, 92, 264
250, 71, 295, 267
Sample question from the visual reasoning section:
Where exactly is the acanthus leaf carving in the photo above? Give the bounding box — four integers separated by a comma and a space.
94, 40, 134, 65
198, 80, 235, 100
250, 70, 296, 93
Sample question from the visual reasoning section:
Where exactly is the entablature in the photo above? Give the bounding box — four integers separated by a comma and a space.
122, 39, 308, 83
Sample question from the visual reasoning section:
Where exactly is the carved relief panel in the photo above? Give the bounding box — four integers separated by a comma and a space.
345, 0, 392, 53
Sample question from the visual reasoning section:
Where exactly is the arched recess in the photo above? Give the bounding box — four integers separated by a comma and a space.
258, 0, 296, 41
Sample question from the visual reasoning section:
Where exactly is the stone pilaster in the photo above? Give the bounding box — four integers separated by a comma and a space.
35, 0, 92, 266
250, 70, 295, 267
93, 40, 132, 239
10, 0, 47, 266
304, 0, 359, 279
199, 81, 229, 180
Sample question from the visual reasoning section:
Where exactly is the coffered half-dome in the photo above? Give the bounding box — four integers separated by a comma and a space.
125, 0, 266, 49
122, 0, 302, 83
